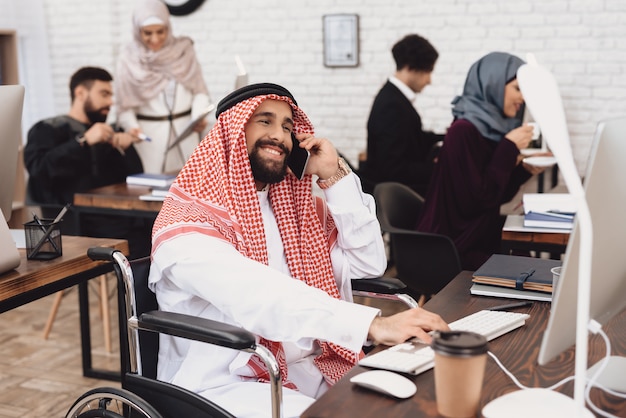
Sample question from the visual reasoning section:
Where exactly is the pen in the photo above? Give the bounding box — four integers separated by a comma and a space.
546, 210, 576, 218
32, 212, 61, 253
137, 133, 152, 142
488, 301, 533, 311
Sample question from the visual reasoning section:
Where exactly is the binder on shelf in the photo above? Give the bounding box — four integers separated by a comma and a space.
126, 173, 176, 188
472, 254, 561, 293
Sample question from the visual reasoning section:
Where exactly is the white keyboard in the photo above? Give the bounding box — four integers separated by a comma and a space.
359, 310, 530, 375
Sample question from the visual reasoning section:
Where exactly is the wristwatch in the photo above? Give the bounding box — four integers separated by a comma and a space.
317, 158, 352, 189
75, 134, 88, 146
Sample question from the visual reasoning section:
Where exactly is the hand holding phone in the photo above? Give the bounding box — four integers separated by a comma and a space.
287, 133, 310, 180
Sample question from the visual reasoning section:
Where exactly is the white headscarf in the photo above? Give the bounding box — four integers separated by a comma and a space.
115, 0, 208, 113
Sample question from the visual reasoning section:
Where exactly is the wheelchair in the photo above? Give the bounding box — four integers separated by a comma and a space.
66, 247, 416, 418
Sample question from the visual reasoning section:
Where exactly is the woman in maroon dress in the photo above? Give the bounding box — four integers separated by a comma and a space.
417, 52, 545, 270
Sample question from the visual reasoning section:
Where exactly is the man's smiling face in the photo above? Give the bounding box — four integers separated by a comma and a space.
244, 99, 294, 189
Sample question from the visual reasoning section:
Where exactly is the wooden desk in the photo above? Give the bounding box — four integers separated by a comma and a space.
501, 214, 570, 258
0, 235, 127, 311
73, 183, 163, 217
0, 235, 128, 380
302, 271, 626, 417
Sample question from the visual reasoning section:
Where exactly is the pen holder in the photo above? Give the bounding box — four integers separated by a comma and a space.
24, 219, 63, 260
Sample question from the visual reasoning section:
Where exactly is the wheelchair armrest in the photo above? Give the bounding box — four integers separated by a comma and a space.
351, 277, 408, 294
137, 310, 256, 351
351, 277, 419, 308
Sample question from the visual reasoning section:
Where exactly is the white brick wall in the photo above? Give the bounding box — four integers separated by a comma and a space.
17, 0, 626, 172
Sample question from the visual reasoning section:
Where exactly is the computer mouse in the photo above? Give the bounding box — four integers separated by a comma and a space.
349, 370, 417, 399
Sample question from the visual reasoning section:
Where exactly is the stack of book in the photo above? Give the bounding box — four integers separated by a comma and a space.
522, 193, 577, 229
126, 173, 176, 188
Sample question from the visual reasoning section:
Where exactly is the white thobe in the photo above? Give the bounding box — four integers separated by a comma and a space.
149, 172, 386, 417
117, 80, 211, 174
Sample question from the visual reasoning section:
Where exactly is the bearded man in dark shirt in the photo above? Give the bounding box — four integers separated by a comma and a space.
24, 66, 150, 258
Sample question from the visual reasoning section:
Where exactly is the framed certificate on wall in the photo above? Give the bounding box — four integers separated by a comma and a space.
323, 14, 359, 67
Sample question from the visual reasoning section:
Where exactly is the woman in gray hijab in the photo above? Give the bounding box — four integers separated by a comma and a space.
416, 52, 545, 270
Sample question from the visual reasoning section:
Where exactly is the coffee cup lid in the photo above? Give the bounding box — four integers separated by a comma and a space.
431, 331, 488, 356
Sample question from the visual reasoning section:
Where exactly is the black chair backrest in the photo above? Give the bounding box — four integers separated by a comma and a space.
374, 182, 424, 231
374, 182, 461, 296
117, 256, 235, 417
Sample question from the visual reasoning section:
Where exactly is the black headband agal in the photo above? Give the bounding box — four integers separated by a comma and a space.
215, 83, 297, 119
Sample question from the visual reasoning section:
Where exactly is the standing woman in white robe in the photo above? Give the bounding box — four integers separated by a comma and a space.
115, 0, 211, 174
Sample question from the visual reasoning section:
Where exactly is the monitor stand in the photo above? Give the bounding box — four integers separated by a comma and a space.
482, 388, 593, 418
587, 355, 626, 392
483, 356, 626, 418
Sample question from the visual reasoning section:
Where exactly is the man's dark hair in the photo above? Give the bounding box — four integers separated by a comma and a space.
391, 34, 439, 72
69, 67, 113, 101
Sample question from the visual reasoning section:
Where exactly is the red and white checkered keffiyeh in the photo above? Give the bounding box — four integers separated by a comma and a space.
152, 93, 363, 388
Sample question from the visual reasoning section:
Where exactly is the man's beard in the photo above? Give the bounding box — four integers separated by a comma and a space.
248, 140, 290, 185
84, 97, 109, 124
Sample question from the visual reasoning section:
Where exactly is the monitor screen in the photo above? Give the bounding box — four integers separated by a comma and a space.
0, 85, 25, 223
538, 116, 626, 365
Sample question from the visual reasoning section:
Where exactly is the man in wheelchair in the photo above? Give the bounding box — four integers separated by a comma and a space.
147, 83, 448, 417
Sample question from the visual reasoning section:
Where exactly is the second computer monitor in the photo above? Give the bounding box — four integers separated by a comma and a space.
0, 84, 25, 222
538, 116, 626, 365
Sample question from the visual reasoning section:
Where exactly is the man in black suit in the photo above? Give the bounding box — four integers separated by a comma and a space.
361, 34, 444, 196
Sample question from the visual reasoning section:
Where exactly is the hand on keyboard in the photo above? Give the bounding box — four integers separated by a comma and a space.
359, 310, 530, 375
367, 307, 450, 346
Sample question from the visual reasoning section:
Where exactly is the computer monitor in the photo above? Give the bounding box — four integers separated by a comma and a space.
482, 61, 626, 417
0, 84, 25, 222
538, 116, 626, 373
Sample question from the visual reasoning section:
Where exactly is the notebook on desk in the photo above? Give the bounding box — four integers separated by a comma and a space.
472, 254, 561, 293
0, 212, 20, 275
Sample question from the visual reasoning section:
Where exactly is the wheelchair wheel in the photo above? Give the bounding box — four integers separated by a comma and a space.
66, 387, 163, 418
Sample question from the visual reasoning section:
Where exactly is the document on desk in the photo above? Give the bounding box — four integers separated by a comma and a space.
472, 254, 560, 293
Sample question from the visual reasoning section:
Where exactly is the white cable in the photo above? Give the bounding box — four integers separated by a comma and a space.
487, 351, 575, 391
592, 382, 626, 399
488, 321, 625, 417
584, 323, 621, 418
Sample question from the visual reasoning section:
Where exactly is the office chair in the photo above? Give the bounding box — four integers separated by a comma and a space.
66, 247, 417, 418
373, 182, 462, 304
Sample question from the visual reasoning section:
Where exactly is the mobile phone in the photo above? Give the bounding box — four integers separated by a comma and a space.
287, 132, 310, 180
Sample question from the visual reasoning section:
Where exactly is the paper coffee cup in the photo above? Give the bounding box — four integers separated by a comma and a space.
432, 331, 488, 418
